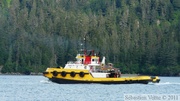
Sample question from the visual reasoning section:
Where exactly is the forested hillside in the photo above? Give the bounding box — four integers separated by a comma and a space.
0, 0, 179, 76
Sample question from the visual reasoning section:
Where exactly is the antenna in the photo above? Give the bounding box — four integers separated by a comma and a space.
84, 36, 86, 51
78, 36, 86, 54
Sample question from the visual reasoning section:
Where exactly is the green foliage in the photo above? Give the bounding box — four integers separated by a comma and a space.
2, 62, 15, 73
0, 0, 179, 76
6, 0, 11, 7
0, 0, 11, 8
171, 0, 180, 9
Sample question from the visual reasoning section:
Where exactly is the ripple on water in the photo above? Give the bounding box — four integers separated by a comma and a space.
0, 76, 180, 101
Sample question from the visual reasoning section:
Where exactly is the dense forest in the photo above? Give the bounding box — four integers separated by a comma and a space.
0, 0, 179, 76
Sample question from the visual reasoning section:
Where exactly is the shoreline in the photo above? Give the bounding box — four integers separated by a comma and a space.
0, 72, 179, 77
0, 72, 43, 75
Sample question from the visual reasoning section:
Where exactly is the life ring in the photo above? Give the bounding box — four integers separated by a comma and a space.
61, 71, 66, 77
79, 72, 85, 77
70, 71, 76, 77
52, 71, 58, 76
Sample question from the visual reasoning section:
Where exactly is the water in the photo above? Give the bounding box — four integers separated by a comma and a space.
0, 76, 180, 101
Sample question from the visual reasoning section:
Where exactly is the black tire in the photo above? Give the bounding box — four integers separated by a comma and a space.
125, 80, 131, 84
79, 72, 85, 77
52, 71, 58, 76
70, 71, 76, 77
61, 71, 66, 77
124, 80, 128, 84
129, 80, 132, 84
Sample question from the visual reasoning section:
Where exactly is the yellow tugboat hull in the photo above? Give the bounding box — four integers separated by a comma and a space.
43, 68, 160, 84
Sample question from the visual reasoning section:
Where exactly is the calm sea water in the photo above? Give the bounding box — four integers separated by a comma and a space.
0, 75, 180, 101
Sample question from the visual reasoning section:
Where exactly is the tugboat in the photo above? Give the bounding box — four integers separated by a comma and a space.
43, 37, 160, 84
